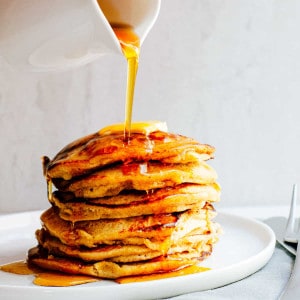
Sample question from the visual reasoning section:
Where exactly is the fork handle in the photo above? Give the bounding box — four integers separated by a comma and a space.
280, 244, 300, 299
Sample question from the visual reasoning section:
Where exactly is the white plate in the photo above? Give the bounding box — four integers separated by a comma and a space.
0, 211, 275, 300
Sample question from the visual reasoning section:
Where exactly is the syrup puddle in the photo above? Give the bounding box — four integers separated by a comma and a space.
0, 261, 99, 287
0, 260, 209, 287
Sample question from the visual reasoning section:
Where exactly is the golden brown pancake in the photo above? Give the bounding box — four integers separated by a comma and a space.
52, 161, 217, 198
36, 229, 162, 262
28, 246, 205, 279
44, 130, 215, 180
35, 223, 219, 263
50, 183, 220, 221
41, 207, 177, 247
40, 207, 216, 248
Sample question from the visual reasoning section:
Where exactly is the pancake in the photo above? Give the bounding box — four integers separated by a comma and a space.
44, 130, 215, 181
41, 207, 177, 247
50, 183, 220, 221
28, 246, 203, 279
35, 222, 219, 263
52, 161, 217, 198
36, 229, 162, 262
40, 207, 216, 248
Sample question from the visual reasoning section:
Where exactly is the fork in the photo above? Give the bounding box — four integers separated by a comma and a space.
280, 184, 300, 299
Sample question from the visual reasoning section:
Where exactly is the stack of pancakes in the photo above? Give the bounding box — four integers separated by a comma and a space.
28, 122, 221, 279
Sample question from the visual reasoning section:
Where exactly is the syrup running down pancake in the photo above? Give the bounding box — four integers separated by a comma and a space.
28, 121, 222, 280
45, 124, 215, 180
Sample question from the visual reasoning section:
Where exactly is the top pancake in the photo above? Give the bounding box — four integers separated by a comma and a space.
44, 130, 215, 180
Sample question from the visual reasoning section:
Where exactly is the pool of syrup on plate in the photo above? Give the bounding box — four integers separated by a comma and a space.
0, 260, 209, 286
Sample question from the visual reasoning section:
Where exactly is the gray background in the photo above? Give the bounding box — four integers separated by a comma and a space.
1, 0, 300, 212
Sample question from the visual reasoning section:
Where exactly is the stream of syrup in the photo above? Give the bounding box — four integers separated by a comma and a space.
112, 23, 140, 141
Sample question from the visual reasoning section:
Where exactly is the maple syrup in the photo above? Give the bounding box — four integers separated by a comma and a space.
112, 23, 140, 141
0, 260, 209, 286
0, 261, 35, 275
0, 260, 99, 287
33, 272, 99, 287
116, 265, 209, 284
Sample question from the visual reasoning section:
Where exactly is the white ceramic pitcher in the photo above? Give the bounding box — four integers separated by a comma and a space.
0, 0, 161, 71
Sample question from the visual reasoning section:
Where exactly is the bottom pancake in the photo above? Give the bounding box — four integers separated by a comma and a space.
28, 245, 212, 279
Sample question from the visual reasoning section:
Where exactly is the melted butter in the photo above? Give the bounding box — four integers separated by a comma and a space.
99, 121, 168, 136
116, 265, 210, 284
112, 23, 140, 140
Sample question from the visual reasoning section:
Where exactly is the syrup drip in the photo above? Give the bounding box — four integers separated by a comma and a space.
47, 179, 52, 201
112, 24, 140, 141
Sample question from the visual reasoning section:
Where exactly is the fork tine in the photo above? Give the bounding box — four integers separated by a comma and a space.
280, 184, 300, 299
284, 184, 298, 243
